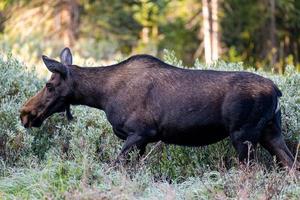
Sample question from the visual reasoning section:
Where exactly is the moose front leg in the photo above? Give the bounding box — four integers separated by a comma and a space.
66, 105, 73, 121
116, 134, 147, 164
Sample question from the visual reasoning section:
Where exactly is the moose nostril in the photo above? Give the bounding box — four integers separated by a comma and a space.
20, 115, 29, 127
31, 110, 37, 116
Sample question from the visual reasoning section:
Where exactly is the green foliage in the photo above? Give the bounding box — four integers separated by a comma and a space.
0, 52, 299, 199
221, 0, 300, 69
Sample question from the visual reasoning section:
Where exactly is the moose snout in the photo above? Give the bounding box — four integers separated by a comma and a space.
20, 114, 30, 128
20, 108, 37, 128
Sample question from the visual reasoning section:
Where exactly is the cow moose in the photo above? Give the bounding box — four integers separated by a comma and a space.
20, 48, 296, 168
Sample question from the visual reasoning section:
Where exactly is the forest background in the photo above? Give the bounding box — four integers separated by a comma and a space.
1, 0, 300, 72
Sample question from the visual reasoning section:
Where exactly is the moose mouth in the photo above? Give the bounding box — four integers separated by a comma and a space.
21, 104, 71, 128
20, 106, 53, 128
21, 114, 44, 128
28, 118, 43, 128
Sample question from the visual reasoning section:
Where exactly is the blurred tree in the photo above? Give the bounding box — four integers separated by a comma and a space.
0, 0, 82, 62
269, 0, 277, 68
202, 0, 211, 63
132, 0, 169, 54
80, 0, 141, 56
158, 0, 201, 64
57, 0, 80, 47
220, 0, 300, 71
201, 0, 219, 63
276, 0, 300, 70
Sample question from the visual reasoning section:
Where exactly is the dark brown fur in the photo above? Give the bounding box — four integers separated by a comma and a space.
20, 48, 296, 168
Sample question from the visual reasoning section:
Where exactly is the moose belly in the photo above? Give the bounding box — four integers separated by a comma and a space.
160, 124, 228, 146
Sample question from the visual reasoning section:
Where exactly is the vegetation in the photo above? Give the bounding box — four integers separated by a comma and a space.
0, 51, 299, 199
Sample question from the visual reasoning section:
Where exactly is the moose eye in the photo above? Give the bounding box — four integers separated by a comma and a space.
46, 83, 54, 92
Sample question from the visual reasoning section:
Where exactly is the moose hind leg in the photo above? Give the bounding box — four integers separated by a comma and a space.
230, 127, 260, 163
260, 122, 295, 168
116, 134, 147, 163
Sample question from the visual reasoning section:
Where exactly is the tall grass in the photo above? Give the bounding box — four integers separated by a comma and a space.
0, 51, 299, 199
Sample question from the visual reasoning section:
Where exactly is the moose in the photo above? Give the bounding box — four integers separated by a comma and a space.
20, 48, 296, 168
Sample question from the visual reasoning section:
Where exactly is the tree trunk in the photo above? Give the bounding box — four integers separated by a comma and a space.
202, 0, 212, 63
269, 0, 279, 71
202, 0, 219, 64
211, 0, 219, 61
57, 0, 79, 47
141, 27, 150, 43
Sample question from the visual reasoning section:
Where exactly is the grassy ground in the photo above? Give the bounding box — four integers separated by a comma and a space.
0, 51, 299, 199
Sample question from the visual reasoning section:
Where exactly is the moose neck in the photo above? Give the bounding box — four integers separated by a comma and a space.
69, 65, 116, 110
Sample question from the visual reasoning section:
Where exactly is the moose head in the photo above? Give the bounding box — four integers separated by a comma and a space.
20, 48, 74, 128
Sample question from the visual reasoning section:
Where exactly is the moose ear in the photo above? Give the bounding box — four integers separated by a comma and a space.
42, 55, 68, 77
60, 47, 72, 65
